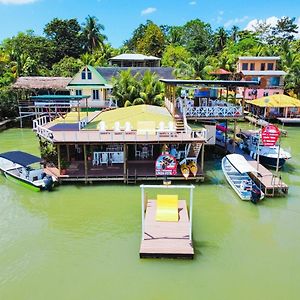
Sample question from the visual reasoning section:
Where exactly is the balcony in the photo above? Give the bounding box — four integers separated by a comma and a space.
185, 105, 243, 119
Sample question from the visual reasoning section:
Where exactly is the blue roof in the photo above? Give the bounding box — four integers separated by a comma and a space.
0, 151, 41, 167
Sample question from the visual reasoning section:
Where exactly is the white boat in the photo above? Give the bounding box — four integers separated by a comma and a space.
221, 154, 264, 203
237, 131, 291, 168
0, 151, 56, 191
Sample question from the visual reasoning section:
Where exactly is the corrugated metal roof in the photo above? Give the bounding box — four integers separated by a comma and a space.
109, 53, 160, 61
241, 70, 286, 76
160, 79, 260, 87
239, 56, 280, 61
96, 67, 174, 82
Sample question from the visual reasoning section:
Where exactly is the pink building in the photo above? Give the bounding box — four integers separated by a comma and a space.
237, 56, 286, 100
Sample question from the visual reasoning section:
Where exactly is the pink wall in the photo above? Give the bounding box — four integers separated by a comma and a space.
244, 88, 284, 100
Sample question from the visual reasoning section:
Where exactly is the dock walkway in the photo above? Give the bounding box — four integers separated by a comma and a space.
216, 141, 288, 197
139, 199, 194, 258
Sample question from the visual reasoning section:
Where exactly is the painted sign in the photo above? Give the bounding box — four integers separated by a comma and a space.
261, 125, 280, 146
155, 154, 177, 176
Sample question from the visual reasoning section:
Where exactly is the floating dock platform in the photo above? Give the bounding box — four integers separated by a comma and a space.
139, 185, 194, 259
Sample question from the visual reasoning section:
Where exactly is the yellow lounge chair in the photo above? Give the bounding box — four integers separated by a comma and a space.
156, 194, 178, 222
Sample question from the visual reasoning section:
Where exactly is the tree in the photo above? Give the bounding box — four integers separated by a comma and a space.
51, 56, 83, 77
161, 45, 191, 67
214, 27, 228, 53
230, 26, 239, 43
82, 15, 107, 53
44, 18, 84, 63
181, 19, 213, 54
271, 17, 298, 44
136, 23, 165, 57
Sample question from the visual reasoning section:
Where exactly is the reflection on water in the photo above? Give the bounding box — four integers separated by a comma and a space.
0, 128, 300, 299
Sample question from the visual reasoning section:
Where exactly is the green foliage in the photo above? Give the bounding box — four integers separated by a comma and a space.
51, 56, 83, 77
161, 45, 191, 67
0, 87, 18, 120
44, 18, 84, 63
112, 70, 164, 106
40, 139, 57, 164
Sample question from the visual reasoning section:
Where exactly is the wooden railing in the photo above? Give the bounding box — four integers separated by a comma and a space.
33, 116, 49, 130
164, 97, 174, 115
186, 106, 243, 118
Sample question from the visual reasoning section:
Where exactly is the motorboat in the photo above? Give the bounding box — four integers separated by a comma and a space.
0, 151, 56, 191
222, 154, 264, 204
237, 131, 291, 168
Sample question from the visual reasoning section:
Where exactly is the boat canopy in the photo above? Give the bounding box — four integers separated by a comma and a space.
226, 154, 259, 174
0, 151, 41, 167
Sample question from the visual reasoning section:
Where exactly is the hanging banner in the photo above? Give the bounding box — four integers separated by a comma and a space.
155, 154, 177, 176
261, 125, 280, 146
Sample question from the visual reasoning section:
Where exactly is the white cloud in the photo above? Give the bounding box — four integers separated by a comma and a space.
141, 7, 157, 16
224, 16, 249, 28
189, 1, 197, 5
244, 16, 279, 31
244, 16, 300, 38
0, 0, 37, 4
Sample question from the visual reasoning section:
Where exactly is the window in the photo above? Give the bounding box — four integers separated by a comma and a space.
267, 63, 274, 70
268, 77, 280, 87
263, 91, 269, 97
75, 90, 82, 96
92, 90, 99, 100
81, 71, 86, 80
87, 70, 92, 80
261, 63, 265, 71
242, 63, 248, 70
250, 63, 255, 70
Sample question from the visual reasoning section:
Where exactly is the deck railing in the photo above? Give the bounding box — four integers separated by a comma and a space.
186, 105, 243, 118
35, 124, 207, 143
33, 115, 49, 130
164, 97, 174, 115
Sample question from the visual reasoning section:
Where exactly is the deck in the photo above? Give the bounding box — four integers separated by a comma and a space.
216, 140, 288, 197
45, 160, 204, 183
140, 199, 194, 258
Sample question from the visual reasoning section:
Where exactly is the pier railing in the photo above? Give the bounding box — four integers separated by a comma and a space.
33, 115, 49, 130
186, 105, 243, 119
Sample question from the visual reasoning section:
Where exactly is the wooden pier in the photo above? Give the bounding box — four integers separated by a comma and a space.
139, 185, 194, 259
216, 141, 289, 197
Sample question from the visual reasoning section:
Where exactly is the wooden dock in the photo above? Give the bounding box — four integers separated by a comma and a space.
216, 141, 289, 197
139, 199, 194, 258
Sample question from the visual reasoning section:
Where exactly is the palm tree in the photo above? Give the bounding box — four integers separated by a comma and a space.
231, 26, 239, 43
214, 27, 228, 52
82, 16, 107, 53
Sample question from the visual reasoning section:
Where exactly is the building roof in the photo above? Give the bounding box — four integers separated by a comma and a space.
96, 67, 174, 82
241, 70, 286, 76
109, 53, 160, 61
210, 68, 232, 75
13, 76, 71, 90
84, 105, 173, 130
239, 56, 281, 61
245, 94, 300, 108
160, 79, 260, 87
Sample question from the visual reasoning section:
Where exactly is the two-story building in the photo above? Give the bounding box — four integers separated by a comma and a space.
237, 56, 286, 100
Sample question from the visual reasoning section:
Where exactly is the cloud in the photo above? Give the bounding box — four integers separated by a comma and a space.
0, 0, 37, 4
141, 7, 157, 16
189, 1, 196, 5
224, 16, 249, 28
244, 16, 279, 31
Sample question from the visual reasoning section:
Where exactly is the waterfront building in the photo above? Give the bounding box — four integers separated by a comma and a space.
237, 56, 286, 100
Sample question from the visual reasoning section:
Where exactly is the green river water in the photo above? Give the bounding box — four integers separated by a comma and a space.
0, 128, 300, 300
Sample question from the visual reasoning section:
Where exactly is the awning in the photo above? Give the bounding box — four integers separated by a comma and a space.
0, 151, 41, 167
226, 154, 259, 174
245, 94, 300, 108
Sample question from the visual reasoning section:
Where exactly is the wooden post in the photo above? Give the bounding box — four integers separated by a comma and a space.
83, 144, 88, 182
66, 145, 70, 161
233, 119, 237, 153
201, 143, 205, 174
123, 144, 127, 183
225, 120, 228, 153
57, 144, 61, 174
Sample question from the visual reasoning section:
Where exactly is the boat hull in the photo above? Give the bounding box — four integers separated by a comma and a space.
258, 156, 287, 169
4, 172, 41, 192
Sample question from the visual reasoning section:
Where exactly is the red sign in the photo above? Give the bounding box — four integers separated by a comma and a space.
155, 154, 177, 176
261, 125, 280, 146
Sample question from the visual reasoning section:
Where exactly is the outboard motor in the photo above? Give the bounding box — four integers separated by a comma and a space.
251, 186, 261, 204
43, 175, 54, 191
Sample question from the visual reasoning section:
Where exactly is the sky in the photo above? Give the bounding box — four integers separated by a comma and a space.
0, 0, 299, 47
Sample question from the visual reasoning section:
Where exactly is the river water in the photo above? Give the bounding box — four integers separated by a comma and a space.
0, 128, 299, 300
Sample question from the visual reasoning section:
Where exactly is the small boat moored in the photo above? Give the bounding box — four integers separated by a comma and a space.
222, 154, 264, 204
0, 151, 57, 191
